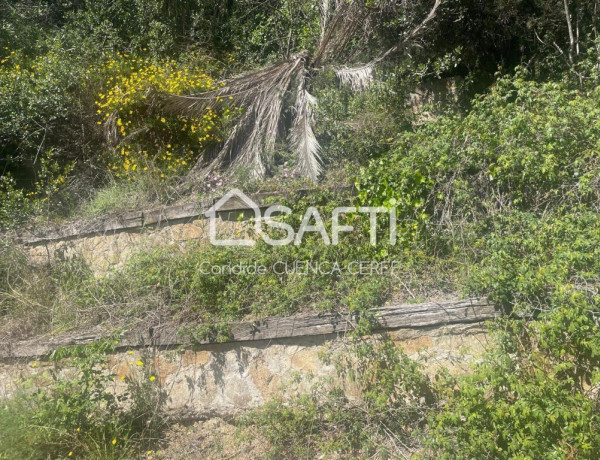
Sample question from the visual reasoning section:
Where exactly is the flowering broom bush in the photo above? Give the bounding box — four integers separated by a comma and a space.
95, 54, 236, 180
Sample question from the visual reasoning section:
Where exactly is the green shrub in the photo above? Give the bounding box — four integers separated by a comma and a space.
357, 70, 600, 248
426, 292, 600, 459
247, 69, 600, 458
0, 188, 398, 341
0, 45, 101, 227
467, 208, 600, 313
0, 341, 166, 460
79, 189, 391, 340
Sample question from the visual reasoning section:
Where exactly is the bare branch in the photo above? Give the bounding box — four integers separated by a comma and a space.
563, 0, 576, 64
376, 0, 443, 64
333, 0, 442, 90
313, 0, 370, 67
319, 0, 332, 42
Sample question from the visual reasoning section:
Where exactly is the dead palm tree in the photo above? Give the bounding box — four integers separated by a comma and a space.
153, 0, 442, 183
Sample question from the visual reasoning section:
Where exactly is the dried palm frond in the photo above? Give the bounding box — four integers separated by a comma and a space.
146, 0, 443, 185
320, 0, 332, 41
289, 70, 322, 180
104, 112, 119, 145
333, 0, 441, 91
313, 0, 371, 66
335, 61, 376, 91
154, 59, 296, 117
157, 52, 308, 180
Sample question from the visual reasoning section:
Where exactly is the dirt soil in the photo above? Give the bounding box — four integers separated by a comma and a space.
156, 417, 269, 460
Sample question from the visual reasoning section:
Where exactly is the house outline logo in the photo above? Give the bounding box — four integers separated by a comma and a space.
204, 189, 261, 246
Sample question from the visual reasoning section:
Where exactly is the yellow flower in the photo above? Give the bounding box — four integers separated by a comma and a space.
112, 439, 117, 446
136, 360, 144, 366
94, 55, 219, 180
68, 452, 73, 457
149, 376, 156, 382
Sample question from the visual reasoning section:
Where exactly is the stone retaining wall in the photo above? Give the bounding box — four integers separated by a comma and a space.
16, 195, 265, 273
0, 322, 488, 417
0, 299, 496, 416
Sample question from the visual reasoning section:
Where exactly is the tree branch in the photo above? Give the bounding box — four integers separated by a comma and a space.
375, 0, 442, 64
563, 0, 576, 64
332, 0, 442, 91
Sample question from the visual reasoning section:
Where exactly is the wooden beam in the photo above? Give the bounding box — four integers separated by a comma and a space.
9, 187, 354, 246
0, 298, 496, 360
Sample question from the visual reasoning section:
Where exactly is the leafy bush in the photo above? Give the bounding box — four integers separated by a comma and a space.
467, 208, 600, 313
0, 48, 83, 155
60, 0, 320, 63
76, 189, 390, 340
427, 293, 600, 459
0, 45, 230, 227
0, 341, 166, 460
358, 70, 600, 238
0, 44, 102, 227
0, 188, 397, 341
313, 69, 410, 169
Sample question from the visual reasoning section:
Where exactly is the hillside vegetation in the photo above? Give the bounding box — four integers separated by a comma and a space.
1, 0, 600, 458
